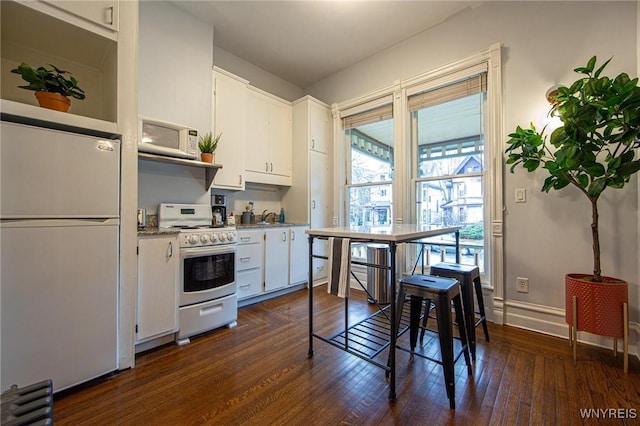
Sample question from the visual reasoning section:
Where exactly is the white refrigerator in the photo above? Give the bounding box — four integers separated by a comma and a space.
1, 120, 120, 392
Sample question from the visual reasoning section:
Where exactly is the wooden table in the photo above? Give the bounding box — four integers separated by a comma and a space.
305, 224, 461, 400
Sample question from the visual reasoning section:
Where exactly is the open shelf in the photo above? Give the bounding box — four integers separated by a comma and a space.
138, 152, 222, 189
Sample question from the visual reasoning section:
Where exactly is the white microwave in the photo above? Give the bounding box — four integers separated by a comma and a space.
138, 117, 198, 159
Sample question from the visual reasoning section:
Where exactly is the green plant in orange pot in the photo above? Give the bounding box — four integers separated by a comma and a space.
505, 56, 640, 372
10, 62, 86, 112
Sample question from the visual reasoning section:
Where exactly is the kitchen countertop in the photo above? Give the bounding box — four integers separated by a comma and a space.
138, 223, 310, 236
236, 222, 309, 229
137, 227, 181, 236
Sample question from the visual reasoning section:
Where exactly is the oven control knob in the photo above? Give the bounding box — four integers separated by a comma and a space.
188, 235, 199, 245
227, 232, 235, 241
219, 233, 226, 242
200, 234, 209, 243
208, 233, 217, 242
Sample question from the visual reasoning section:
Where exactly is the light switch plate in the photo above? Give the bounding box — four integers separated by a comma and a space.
515, 188, 526, 203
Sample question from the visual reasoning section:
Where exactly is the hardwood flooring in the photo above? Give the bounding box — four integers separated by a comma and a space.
54, 287, 640, 425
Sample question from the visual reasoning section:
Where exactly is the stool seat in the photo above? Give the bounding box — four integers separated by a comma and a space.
394, 274, 472, 409
429, 262, 489, 361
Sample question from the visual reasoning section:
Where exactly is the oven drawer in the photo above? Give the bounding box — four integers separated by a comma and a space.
237, 269, 262, 299
177, 294, 237, 339
236, 243, 263, 271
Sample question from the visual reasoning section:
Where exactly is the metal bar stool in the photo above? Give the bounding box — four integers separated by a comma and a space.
427, 262, 489, 361
394, 274, 472, 409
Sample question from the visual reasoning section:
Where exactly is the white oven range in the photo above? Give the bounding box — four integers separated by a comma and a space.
159, 203, 237, 345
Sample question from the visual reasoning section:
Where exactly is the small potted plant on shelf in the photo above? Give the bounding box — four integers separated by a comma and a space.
505, 56, 640, 371
10, 62, 86, 112
198, 131, 221, 163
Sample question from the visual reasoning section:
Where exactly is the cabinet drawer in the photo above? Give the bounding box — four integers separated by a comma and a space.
177, 294, 237, 340
237, 269, 262, 300
237, 230, 263, 245
236, 243, 263, 271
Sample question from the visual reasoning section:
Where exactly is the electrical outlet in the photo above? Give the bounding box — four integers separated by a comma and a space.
517, 277, 529, 293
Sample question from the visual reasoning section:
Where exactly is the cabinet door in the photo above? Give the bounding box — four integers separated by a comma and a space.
269, 100, 292, 177
309, 101, 331, 154
212, 70, 246, 190
289, 227, 309, 285
137, 236, 178, 342
310, 150, 330, 281
264, 229, 289, 292
45, 0, 119, 32
245, 91, 270, 174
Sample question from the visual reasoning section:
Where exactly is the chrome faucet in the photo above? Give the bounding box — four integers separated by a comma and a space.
261, 210, 277, 223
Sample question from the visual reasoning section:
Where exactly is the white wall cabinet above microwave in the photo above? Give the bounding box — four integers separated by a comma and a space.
245, 87, 292, 186
211, 68, 247, 191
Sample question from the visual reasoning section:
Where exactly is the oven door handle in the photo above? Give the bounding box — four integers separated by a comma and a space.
181, 245, 236, 258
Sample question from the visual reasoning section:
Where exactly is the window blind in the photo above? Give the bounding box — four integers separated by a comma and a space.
341, 97, 393, 129
408, 73, 487, 113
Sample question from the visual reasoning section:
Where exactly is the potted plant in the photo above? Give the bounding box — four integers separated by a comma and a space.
198, 131, 221, 163
505, 56, 640, 370
10, 62, 86, 112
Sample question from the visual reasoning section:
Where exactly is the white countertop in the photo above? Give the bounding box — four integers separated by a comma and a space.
305, 224, 461, 243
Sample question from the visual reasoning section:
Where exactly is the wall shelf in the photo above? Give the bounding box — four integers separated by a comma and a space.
138, 152, 222, 188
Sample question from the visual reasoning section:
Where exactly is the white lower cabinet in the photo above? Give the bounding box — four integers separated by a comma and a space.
136, 235, 179, 343
237, 226, 309, 301
289, 226, 309, 285
236, 229, 263, 300
264, 228, 289, 292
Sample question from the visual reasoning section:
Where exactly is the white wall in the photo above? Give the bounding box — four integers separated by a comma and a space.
138, 1, 215, 211
137, 2, 304, 213
308, 1, 639, 347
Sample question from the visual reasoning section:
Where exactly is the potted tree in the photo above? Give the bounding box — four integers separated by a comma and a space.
10, 62, 86, 112
505, 56, 640, 371
198, 131, 221, 163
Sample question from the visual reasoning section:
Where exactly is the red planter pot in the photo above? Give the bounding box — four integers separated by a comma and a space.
565, 273, 628, 338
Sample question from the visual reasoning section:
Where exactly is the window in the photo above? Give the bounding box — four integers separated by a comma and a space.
342, 100, 394, 259
410, 72, 487, 271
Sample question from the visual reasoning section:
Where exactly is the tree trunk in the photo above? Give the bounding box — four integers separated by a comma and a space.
591, 199, 602, 282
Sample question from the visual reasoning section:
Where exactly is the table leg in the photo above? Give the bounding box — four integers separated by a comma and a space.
388, 242, 397, 401
308, 235, 314, 358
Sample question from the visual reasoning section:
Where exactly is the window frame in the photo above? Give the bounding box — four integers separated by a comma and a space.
332, 44, 504, 321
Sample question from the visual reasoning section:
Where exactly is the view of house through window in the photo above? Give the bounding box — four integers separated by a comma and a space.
343, 102, 394, 259
411, 73, 487, 272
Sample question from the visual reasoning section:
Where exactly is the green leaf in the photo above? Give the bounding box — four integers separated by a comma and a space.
583, 163, 605, 176
593, 57, 612, 78
576, 174, 589, 188
587, 178, 606, 198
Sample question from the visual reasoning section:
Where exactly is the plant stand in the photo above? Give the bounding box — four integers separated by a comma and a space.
565, 273, 629, 373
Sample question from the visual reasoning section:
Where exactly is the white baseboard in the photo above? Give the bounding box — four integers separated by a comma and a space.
504, 299, 640, 358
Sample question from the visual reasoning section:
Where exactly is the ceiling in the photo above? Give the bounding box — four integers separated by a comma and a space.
171, 1, 481, 88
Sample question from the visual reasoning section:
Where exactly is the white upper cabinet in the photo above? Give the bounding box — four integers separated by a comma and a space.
245, 87, 292, 186
211, 67, 247, 190
309, 99, 331, 154
44, 1, 119, 34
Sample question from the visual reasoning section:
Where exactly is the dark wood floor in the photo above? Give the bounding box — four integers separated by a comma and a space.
54, 287, 640, 425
